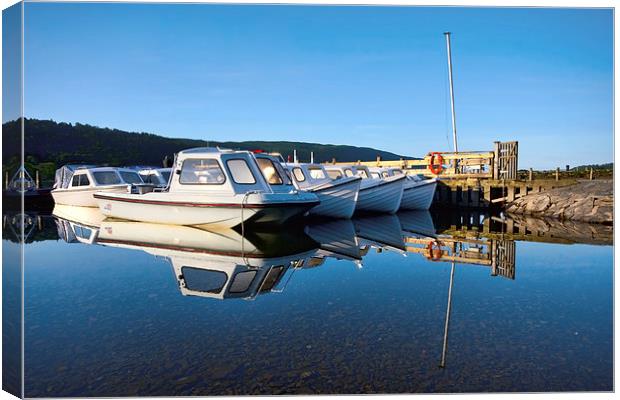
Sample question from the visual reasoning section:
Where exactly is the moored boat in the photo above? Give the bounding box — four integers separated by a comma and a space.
51, 165, 147, 207
282, 161, 361, 219
369, 167, 438, 210
325, 165, 404, 214
93, 148, 320, 228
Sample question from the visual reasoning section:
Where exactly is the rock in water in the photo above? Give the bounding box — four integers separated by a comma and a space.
506, 180, 612, 224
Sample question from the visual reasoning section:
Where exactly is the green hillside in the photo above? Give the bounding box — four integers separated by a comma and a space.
2, 118, 412, 185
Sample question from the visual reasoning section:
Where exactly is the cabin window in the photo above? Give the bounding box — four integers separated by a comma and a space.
327, 170, 342, 180
120, 171, 143, 184
71, 173, 91, 187
93, 171, 122, 185
344, 169, 354, 177
308, 167, 326, 180
226, 159, 256, 184
229, 271, 257, 293
382, 171, 389, 178
180, 159, 226, 185
181, 267, 227, 294
357, 169, 369, 179
292, 167, 306, 182
256, 158, 283, 185
371, 172, 381, 179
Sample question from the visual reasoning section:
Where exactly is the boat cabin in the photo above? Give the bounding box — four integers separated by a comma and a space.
54, 166, 145, 190
169, 148, 273, 195
283, 163, 334, 190
172, 259, 291, 300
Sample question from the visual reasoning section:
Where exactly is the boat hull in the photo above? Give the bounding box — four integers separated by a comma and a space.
94, 192, 318, 228
51, 185, 128, 207
399, 179, 438, 210
309, 178, 360, 219
356, 177, 405, 214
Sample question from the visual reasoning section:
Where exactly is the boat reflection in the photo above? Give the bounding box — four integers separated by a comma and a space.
96, 220, 319, 300
43, 206, 614, 294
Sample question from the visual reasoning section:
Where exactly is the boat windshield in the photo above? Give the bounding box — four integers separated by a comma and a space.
256, 158, 291, 185
119, 171, 143, 184
180, 159, 226, 184
93, 171, 122, 185
161, 171, 171, 183
371, 172, 381, 179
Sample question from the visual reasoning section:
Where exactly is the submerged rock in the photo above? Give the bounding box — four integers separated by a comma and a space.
506, 180, 612, 224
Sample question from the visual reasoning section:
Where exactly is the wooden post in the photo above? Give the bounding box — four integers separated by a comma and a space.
376, 155, 381, 166
483, 184, 491, 205
470, 187, 480, 207
5, 171, 8, 190
555, 167, 559, 181
331, 158, 336, 165
590, 167, 594, 180
507, 185, 515, 202
35, 170, 40, 189
493, 141, 500, 180
528, 168, 533, 181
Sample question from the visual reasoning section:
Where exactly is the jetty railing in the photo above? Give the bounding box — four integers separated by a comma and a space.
326, 140, 518, 180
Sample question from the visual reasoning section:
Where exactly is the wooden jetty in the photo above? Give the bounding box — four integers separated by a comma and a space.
326, 140, 588, 208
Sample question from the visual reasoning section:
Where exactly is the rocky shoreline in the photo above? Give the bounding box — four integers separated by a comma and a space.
505, 180, 613, 225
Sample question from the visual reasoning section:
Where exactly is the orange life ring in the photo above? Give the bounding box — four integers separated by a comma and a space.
428, 152, 444, 175
425, 241, 443, 261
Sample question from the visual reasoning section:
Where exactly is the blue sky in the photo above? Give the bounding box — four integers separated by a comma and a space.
21, 3, 613, 168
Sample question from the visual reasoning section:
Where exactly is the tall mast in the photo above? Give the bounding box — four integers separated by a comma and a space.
444, 32, 458, 153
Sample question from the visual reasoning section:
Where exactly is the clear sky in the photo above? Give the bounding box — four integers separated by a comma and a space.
21, 3, 613, 169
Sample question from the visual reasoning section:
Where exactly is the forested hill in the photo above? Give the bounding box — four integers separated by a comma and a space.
3, 118, 409, 170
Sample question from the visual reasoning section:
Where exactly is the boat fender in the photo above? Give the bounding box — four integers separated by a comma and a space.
428, 152, 444, 175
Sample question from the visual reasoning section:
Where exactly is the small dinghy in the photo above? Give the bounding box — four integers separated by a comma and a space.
51, 165, 147, 207
325, 165, 404, 214
93, 148, 319, 228
370, 167, 437, 210
280, 161, 361, 219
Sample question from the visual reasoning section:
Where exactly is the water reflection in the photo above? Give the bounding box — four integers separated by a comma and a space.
11, 206, 613, 394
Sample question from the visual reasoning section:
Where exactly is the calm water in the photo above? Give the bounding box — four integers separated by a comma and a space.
4, 208, 613, 396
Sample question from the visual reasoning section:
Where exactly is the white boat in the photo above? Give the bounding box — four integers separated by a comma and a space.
281, 161, 361, 219
51, 165, 147, 207
325, 165, 404, 214
369, 167, 437, 210
93, 148, 320, 228
95, 220, 319, 300
52, 204, 105, 245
